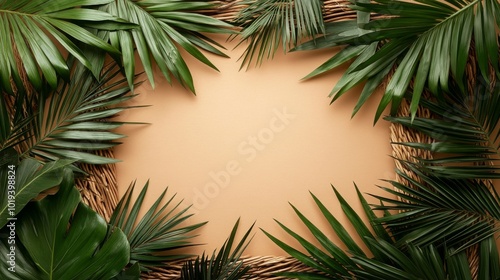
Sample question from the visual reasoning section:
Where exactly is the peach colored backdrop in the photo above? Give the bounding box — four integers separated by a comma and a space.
114, 35, 395, 257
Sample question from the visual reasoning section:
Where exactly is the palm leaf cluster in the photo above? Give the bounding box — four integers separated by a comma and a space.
236, 0, 500, 121
109, 180, 206, 271
265, 165, 500, 279
101, 0, 234, 92
387, 80, 500, 179
0, 56, 139, 165
0, 0, 233, 94
233, 0, 325, 69
180, 218, 254, 280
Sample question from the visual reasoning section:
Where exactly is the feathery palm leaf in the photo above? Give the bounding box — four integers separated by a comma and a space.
296, 0, 500, 121
233, 0, 325, 69
0, 0, 134, 93
262, 184, 393, 279
374, 163, 500, 252
180, 218, 254, 280
265, 181, 500, 279
0, 56, 140, 165
387, 81, 500, 179
109, 180, 206, 271
101, 0, 234, 92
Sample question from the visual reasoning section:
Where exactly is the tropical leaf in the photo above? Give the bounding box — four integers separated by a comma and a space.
262, 184, 395, 279
180, 218, 254, 280
264, 181, 500, 279
281, 0, 500, 121
109, 180, 206, 271
386, 81, 500, 179
0, 0, 134, 93
101, 0, 234, 92
233, 0, 325, 69
0, 157, 74, 228
373, 162, 500, 252
0, 168, 130, 279
0, 55, 140, 165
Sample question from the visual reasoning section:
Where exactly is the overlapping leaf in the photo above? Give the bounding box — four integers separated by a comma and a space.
110, 180, 206, 271
0, 0, 134, 93
264, 181, 500, 279
0, 169, 130, 279
0, 56, 140, 164
102, 0, 234, 92
387, 81, 500, 179
296, 0, 499, 121
233, 0, 325, 69
180, 218, 254, 280
374, 163, 500, 252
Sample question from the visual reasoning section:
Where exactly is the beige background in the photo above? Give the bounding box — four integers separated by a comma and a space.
114, 35, 395, 257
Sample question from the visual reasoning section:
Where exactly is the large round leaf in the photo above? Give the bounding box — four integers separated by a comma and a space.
0, 169, 130, 279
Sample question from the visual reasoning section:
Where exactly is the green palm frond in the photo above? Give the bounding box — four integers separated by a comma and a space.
233, 0, 325, 69
262, 184, 393, 279
0, 0, 134, 93
296, 0, 500, 121
264, 181, 500, 279
1, 47, 141, 165
180, 218, 254, 280
101, 0, 234, 93
110, 180, 206, 271
387, 81, 500, 179
375, 163, 500, 252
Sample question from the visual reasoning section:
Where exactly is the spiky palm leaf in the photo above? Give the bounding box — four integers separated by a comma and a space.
387, 81, 500, 179
233, 0, 325, 69
101, 0, 234, 92
375, 162, 500, 252
180, 218, 254, 280
280, 0, 499, 121
0, 0, 135, 93
264, 181, 500, 279
0, 55, 140, 165
109, 180, 206, 271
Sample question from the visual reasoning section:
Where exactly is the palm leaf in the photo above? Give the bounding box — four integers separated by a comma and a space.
180, 218, 254, 280
101, 0, 234, 92
0, 0, 134, 93
295, 0, 500, 121
264, 180, 500, 278
263, 184, 396, 279
0, 56, 140, 165
386, 81, 500, 179
373, 162, 500, 252
233, 0, 325, 69
0, 168, 130, 279
109, 180, 206, 271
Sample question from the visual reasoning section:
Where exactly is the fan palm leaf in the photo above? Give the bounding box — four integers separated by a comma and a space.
0, 0, 135, 93
387, 81, 500, 179
294, 0, 500, 121
109, 180, 206, 271
101, 0, 234, 92
233, 0, 325, 69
